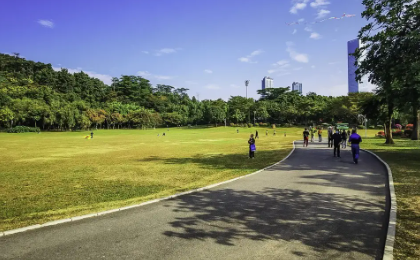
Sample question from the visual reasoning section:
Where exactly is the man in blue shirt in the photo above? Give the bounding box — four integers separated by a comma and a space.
348, 129, 362, 164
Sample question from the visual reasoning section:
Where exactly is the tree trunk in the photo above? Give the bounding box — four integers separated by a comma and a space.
385, 117, 394, 144
411, 105, 419, 140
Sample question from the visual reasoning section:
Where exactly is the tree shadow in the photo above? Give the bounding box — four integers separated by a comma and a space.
162, 187, 387, 259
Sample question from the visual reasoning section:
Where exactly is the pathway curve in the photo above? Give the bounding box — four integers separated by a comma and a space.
0, 142, 389, 260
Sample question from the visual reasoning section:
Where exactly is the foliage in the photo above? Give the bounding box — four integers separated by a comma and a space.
7, 126, 40, 133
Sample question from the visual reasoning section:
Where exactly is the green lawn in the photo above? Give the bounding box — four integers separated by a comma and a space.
0, 126, 300, 231
363, 137, 420, 260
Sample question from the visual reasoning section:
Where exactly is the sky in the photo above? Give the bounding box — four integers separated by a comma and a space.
0, 0, 375, 100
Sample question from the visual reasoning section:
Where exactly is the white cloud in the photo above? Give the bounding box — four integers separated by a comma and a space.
304, 26, 313, 32
142, 51, 149, 54
230, 84, 240, 88
204, 69, 213, 74
311, 65, 316, 69
298, 18, 305, 22
310, 32, 321, 39
52, 66, 113, 85
38, 20, 54, 28
205, 84, 220, 90
268, 60, 294, 75
155, 48, 178, 56
290, 0, 310, 14
286, 42, 309, 63
238, 49, 263, 63
292, 29, 297, 34
273, 60, 290, 67
316, 9, 330, 19
310, 0, 330, 8
137, 71, 173, 80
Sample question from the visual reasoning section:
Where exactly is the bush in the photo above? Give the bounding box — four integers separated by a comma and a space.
369, 126, 375, 129
248, 123, 253, 128
392, 130, 403, 136
230, 123, 235, 127
7, 126, 40, 133
272, 124, 276, 129
404, 129, 412, 137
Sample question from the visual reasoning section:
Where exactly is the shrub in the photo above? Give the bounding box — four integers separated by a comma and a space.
230, 123, 235, 127
248, 123, 253, 128
392, 130, 403, 136
369, 126, 375, 129
7, 126, 40, 133
272, 124, 276, 129
357, 125, 365, 129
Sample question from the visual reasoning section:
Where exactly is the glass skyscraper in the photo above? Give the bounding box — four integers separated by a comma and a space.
262, 76, 274, 90
292, 82, 302, 94
348, 39, 360, 94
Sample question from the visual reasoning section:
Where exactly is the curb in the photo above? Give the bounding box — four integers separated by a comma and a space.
362, 149, 397, 260
1, 141, 297, 237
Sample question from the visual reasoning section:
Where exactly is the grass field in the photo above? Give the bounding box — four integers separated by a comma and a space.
1, 127, 418, 259
0, 126, 301, 232
363, 137, 420, 259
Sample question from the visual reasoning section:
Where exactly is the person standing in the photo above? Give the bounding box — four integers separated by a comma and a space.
318, 128, 323, 142
341, 130, 348, 149
248, 134, 256, 159
273, 130, 276, 136
91, 131, 94, 139
348, 129, 362, 164
303, 128, 310, 147
237, 128, 239, 134
328, 126, 333, 148
332, 129, 342, 157
266, 130, 268, 136
255, 130, 259, 139
310, 126, 314, 142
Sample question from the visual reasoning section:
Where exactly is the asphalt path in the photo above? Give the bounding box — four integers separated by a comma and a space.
0, 141, 389, 260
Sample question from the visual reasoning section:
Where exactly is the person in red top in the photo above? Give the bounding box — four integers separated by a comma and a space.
303, 128, 309, 147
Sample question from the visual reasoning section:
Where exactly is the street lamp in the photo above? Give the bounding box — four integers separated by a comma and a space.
245, 80, 250, 99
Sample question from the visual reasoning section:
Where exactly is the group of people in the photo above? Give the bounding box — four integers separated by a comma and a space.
303, 126, 362, 164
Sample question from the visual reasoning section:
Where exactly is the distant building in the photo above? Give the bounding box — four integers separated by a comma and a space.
348, 38, 360, 94
292, 82, 302, 94
262, 76, 274, 90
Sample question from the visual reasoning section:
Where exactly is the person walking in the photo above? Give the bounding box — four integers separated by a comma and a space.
310, 126, 314, 142
332, 129, 342, 157
255, 130, 259, 139
248, 134, 256, 159
341, 130, 348, 149
328, 126, 333, 148
348, 129, 362, 164
303, 128, 310, 147
318, 128, 323, 142
273, 130, 276, 136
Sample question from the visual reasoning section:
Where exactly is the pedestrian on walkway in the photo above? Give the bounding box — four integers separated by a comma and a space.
310, 126, 314, 142
318, 128, 323, 142
303, 128, 309, 147
341, 130, 348, 149
328, 126, 333, 148
255, 130, 259, 139
348, 129, 362, 164
248, 134, 256, 159
332, 129, 342, 157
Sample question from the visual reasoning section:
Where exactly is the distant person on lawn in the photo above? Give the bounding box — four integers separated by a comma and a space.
348, 129, 362, 164
248, 134, 256, 159
266, 130, 268, 136
255, 130, 259, 139
303, 128, 310, 147
332, 129, 342, 157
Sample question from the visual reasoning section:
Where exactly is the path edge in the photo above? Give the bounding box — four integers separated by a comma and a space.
362, 149, 397, 260
1, 141, 297, 237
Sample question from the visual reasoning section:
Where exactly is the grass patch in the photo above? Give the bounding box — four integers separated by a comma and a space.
363, 138, 420, 259
0, 126, 302, 231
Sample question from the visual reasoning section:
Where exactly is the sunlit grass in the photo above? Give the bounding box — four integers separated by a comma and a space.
363, 137, 420, 260
0, 126, 301, 231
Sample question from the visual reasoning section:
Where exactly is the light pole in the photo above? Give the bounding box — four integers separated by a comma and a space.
245, 80, 250, 99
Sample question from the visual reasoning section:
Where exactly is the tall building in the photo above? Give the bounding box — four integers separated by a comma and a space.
348, 38, 360, 94
262, 76, 274, 90
292, 82, 302, 94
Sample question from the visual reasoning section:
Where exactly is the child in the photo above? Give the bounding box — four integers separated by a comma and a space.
248, 134, 256, 159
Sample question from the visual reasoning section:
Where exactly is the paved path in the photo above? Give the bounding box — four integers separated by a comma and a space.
0, 142, 389, 260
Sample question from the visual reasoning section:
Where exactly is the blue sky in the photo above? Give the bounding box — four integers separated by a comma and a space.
0, 0, 373, 100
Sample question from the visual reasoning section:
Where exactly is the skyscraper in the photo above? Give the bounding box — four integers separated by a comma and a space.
262, 76, 274, 90
292, 82, 302, 94
348, 38, 360, 94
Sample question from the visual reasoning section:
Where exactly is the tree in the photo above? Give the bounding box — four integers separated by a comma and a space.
0, 107, 14, 127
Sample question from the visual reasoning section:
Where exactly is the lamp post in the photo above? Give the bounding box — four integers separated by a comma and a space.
245, 80, 250, 99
